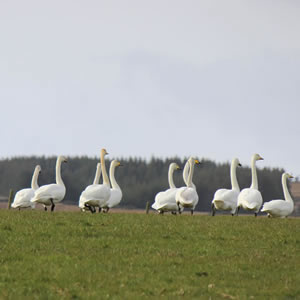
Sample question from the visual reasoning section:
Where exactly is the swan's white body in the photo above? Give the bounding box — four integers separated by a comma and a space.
237, 154, 263, 215
152, 162, 181, 213
31, 156, 67, 209
79, 163, 102, 209
261, 173, 294, 218
212, 158, 241, 215
11, 165, 41, 209
106, 160, 123, 208
176, 157, 200, 214
78, 149, 111, 210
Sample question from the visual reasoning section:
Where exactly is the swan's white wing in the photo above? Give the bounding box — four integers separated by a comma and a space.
152, 188, 178, 211
12, 188, 35, 208
32, 184, 66, 204
80, 184, 111, 207
213, 189, 239, 211
107, 189, 122, 208
261, 200, 293, 217
176, 187, 198, 209
238, 188, 262, 211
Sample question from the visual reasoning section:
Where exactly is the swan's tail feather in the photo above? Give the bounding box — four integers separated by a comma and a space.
246, 202, 257, 210
152, 202, 159, 210
213, 199, 224, 207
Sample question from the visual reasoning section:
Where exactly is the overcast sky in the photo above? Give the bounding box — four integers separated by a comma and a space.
0, 1, 300, 176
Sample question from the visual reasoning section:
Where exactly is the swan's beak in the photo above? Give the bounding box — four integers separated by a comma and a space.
195, 159, 201, 164
259, 157, 264, 160
238, 163, 242, 167
64, 159, 68, 163
288, 175, 294, 179
177, 167, 182, 170
119, 163, 123, 167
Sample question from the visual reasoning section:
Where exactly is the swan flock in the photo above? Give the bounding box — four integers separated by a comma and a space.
11, 150, 296, 218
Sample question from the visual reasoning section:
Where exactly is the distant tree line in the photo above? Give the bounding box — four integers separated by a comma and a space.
0, 156, 288, 212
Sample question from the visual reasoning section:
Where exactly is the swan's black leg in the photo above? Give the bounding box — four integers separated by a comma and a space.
18, 207, 21, 211
44, 206, 48, 211
98, 207, 102, 213
177, 203, 181, 214
267, 213, 271, 218
191, 210, 194, 216
254, 212, 257, 217
171, 211, 177, 215
159, 210, 164, 215
211, 203, 216, 216
106, 207, 110, 213
50, 199, 55, 212
236, 206, 240, 216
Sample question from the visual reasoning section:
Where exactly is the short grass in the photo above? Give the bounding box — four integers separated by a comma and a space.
0, 210, 299, 299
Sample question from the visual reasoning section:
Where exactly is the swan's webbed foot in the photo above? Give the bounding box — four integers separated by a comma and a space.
171, 211, 177, 215
159, 210, 164, 215
211, 203, 216, 216
50, 199, 55, 212
267, 213, 271, 218
18, 207, 21, 211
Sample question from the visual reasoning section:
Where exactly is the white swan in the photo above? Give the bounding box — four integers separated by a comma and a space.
176, 157, 200, 215
211, 158, 241, 216
261, 173, 294, 218
105, 160, 123, 211
78, 149, 111, 213
31, 156, 67, 211
237, 153, 264, 217
152, 162, 181, 214
78, 163, 102, 211
11, 165, 41, 210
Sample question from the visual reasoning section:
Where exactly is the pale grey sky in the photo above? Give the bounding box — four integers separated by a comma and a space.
0, 1, 300, 175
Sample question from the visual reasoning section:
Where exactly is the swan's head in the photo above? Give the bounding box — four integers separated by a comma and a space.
58, 156, 68, 163
35, 165, 42, 174
189, 157, 201, 166
112, 160, 123, 167
253, 153, 264, 161
232, 158, 242, 167
283, 173, 294, 179
101, 148, 109, 156
170, 162, 181, 171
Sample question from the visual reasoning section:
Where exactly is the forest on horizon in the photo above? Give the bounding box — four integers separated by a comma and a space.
0, 155, 296, 214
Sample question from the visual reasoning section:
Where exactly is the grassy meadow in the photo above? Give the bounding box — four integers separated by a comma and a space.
0, 210, 299, 299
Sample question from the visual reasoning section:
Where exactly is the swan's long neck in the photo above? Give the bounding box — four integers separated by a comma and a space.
187, 161, 195, 188
101, 152, 110, 185
56, 158, 64, 186
250, 158, 258, 190
282, 176, 293, 203
231, 163, 240, 191
183, 161, 190, 186
168, 165, 176, 189
93, 164, 102, 185
31, 168, 40, 190
110, 164, 120, 190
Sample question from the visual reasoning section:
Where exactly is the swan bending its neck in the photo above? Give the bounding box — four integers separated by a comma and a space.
282, 173, 294, 203
56, 156, 67, 186
168, 163, 180, 189
93, 163, 102, 185
110, 160, 122, 189
250, 153, 263, 190
186, 157, 200, 188
31, 165, 41, 190
231, 158, 241, 191
100, 149, 110, 185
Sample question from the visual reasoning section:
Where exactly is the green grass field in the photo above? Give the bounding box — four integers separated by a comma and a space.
0, 210, 299, 299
